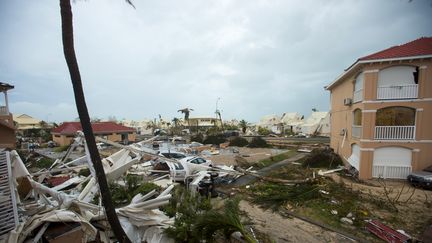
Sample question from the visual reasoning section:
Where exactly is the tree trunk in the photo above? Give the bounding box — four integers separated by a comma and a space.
59, 1, 130, 242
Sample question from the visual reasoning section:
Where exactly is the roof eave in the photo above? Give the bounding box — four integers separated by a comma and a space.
325, 54, 432, 90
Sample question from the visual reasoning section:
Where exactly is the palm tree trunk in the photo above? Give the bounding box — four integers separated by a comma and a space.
59, 1, 130, 242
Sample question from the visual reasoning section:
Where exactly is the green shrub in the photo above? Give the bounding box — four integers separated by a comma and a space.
36, 157, 54, 168
191, 133, 204, 143
203, 134, 226, 145
229, 137, 249, 147
248, 137, 270, 148
257, 126, 271, 136
78, 168, 90, 177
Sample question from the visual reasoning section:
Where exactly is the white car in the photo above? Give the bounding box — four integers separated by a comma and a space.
179, 156, 212, 167
166, 156, 212, 182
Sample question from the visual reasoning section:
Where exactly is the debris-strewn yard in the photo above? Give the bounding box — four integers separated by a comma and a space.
228, 149, 432, 242
3, 136, 431, 242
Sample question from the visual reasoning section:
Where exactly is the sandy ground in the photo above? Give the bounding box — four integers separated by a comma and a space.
239, 201, 352, 243
209, 147, 288, 166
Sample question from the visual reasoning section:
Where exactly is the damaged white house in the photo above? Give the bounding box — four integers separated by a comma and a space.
280, 112, 304, 134
256, 114, 283, 134
300, 111, 330, 137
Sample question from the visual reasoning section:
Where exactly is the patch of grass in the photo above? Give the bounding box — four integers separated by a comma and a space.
256, 150, 297, 168
53, 145, 69, 152
268, 164, 313, 180
35, 157, 54, 168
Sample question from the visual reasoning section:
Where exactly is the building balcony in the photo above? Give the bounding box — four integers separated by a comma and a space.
0, 106, 8, 116
353, 89, 363, 103
352, 125, 362, 138
374, 125, 415, 140
377, 84, 418, 100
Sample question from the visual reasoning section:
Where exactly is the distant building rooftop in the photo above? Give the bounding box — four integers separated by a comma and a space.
52, 121, 135, 135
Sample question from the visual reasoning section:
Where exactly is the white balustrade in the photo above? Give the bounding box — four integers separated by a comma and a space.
374, 126, 415, 140
377, 84, 418, 99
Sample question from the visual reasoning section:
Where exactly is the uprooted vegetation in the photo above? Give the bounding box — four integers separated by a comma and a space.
241, 161, 432, 240
300, 147, 343, 169
108, 174, 161, 207
163, 186, 255, 242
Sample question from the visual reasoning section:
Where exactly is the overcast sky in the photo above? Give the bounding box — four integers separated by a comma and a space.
1, 0, 431, 123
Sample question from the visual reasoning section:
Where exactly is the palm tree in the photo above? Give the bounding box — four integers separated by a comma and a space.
239, 119, 249, 134
178, 107, 193, 131
172, 117, 180, 127
215, 109, 224, 131
59, 0, 131, 241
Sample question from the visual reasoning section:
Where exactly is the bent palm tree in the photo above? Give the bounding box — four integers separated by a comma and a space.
59, 0, 131, 242
178, 107, 193, 131
239, 119, 249, 134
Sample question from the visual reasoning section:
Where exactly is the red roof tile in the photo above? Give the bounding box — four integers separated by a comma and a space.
359, 37, 432, 61
52, 121, 135, 135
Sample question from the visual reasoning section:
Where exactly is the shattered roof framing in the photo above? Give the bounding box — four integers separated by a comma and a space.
2, 131, 245, 242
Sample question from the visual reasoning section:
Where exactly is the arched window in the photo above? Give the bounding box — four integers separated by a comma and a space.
353, 109, 362, 126
376, 107, 415, 126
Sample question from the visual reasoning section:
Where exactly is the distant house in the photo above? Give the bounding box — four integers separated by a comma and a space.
325, 37, 432, 180
281, 112, 304, 133
51, 121, 136, 146
257, 114, 283, 134
13, 114, 42, 130
0, 82, 15, 149
188, 117, 222, 129
300, 112, 330, 136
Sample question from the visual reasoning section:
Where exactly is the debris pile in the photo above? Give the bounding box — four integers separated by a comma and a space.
0, 132, 247, 242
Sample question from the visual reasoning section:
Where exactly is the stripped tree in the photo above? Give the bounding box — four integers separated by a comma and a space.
59, 0, 133, 241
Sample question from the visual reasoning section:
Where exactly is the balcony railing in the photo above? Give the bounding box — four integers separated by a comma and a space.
377, 84, 418, 100
0, 106, 8, 116
352, 125, 362, 138
353, 89, 363, 103
374, 126, 415, 140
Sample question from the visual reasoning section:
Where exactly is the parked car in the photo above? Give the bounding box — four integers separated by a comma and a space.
179, 156, 212, 167
407, 166, 432, 189
160, 151, 187, 159
162, 156, 213, 182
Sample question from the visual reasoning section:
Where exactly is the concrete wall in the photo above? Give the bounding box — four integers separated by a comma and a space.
328, 59, 432, 179
0, 125, 15, 149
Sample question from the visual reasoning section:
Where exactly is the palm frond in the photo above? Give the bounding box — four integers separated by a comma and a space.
125, 0, 136, 8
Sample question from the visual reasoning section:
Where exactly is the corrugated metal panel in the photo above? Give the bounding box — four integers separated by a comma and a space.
0, 151, 19, 239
